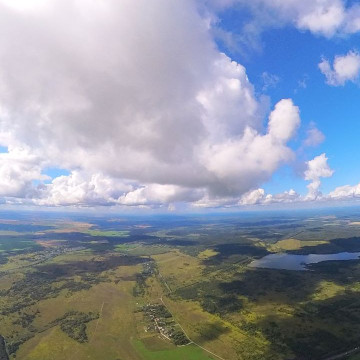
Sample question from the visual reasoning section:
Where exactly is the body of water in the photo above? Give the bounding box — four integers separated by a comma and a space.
249, 252, 360, 271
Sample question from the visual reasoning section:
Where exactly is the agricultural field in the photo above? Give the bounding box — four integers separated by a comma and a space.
1, 208, 360, 359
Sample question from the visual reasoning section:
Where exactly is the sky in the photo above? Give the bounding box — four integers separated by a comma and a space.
0, 0, 360, 211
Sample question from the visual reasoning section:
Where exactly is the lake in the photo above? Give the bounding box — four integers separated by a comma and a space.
249, 252, 360, 271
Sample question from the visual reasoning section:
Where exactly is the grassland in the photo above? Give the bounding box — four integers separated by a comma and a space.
1, 210, 360, 359
134, 340, 214, 360
269, 238, 328, 252
85, 230, 130, 237
9, 261, 144, 360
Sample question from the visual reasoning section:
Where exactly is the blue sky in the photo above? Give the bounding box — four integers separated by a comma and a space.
0, 0, 360, 210
217, 9, 360, 198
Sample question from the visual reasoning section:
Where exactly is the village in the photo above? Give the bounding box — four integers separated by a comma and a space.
142, 303, 190, 346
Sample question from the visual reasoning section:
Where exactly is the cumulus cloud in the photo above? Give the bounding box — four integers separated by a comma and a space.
2, 1, 356, 210
343, 4, 360, 33
36, 173, 201, 208
265, 189, 300, 204
200, 99, 300, 197
268, 99, 300, 142
328, 183, 360, 199
239, 188, 266, 205
0, 146, 48, 198
194, 187, 301, 208
118, 184, 202, 207
0, 0, 304, 207
235, 188, 300, 206
295, 0, 345, 36
319, 51, 360, 86
208, 0, 360, 49
304, 153, 334, 200
303, 123, 325, 147
35, 171, 132, 206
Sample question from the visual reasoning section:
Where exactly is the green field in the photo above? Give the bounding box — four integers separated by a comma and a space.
134, 340, 214, 360
1, 211, 360, 359
85, 229, 130, 237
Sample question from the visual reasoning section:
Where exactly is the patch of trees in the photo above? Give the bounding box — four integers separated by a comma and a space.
12, 310, 39, 328
290, 236, 360, 255
80, 273, 109, 285
35, 254, 148, 279
61, 280, 92, 293
1, 255, 147, 316
0, 335, 9, 360
201, 294, 243, 315
144, 304, 172, 319
6, 334, 34, 355
54, 311, 99, 343
284, 329, 347, 359
0, 298, 35, 316
133, 262, 156, 297
176, 281, 243, 316
240, 322, 258, 336
142, 303, 189, 346
1, 273, 92, 315
133, 274, 147, 297
196, 321, 230, 341
171, 330, 189, 345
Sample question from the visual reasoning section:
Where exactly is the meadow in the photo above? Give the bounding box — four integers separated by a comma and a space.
1, 209, 360, 359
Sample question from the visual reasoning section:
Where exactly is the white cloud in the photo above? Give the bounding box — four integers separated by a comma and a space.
0, 146, 47, 198
319, 51, 360, 86
0, 0, 302, 207
239, 188, 266, 205
261, 72, 280, 92
194, 187, 302, 207
265, 189, 300, 204
0, 0, 49, 12
268, 99, 300, 142
2, 1, 358, 210
257, 182, 360, 205
297, 76, 308, 90
237, 188, 300, 206
192, 196, 230, 208
208, 0, 360, 45
295, 0, 345, 36
36, 172, 205, 208
35, 171, 132, 206
200, 99, 300, 197
304, 153, 334, 200
118, 184, 201, 207
303, 123, 325, 147
328, 183, 360, 199
343, 4, 360, 33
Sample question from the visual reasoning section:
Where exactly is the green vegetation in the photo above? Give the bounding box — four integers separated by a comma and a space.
6, 334, 35, 355
55, 311, 99, 343
0, 335, 9, 360
133, 340, 214, 360
0, 271, 92, 315
269, 238, 328, 251
0, 237, 42, 253
133, 262, 157, 297
2, 211, 360, 359
142, 303, 190, 346
12, 310, 39, 328
85, 229, 129, 237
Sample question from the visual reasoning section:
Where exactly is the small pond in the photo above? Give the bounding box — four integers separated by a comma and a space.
249, 252, 360, 271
